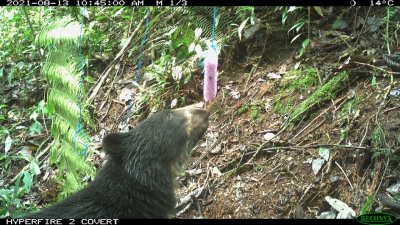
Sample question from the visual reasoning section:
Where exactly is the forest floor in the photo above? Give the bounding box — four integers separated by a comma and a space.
167, 7, 400, 218
97, 7, 399, 218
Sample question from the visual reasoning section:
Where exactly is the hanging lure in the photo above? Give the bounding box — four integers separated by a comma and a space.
203, 48, 218, 102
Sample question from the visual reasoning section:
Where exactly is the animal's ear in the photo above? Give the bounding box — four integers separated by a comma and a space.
102, 133, 126, 155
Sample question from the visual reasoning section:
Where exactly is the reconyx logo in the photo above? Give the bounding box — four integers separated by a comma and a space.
356, 212, 397, 225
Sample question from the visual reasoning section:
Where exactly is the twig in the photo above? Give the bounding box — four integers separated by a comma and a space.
298, 183, 314, 204
375, 159, 390, 198
191, 195, 204, 218
175, 188, 203, 217
245, 34, 268, 88
245, 143, 377, 156
359, 115, 373, 147
354, 61, 400, 75
353, 6, 371, 48
245, 125, 287, 166
190, 126, 231, 170
335, 161, 354, 190
88, 13, 149, 103
10, 140, 54, 184
291, 94, 347, 142
176, 202, 192, 217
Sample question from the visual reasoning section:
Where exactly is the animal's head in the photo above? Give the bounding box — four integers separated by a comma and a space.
102, 104, 209, 178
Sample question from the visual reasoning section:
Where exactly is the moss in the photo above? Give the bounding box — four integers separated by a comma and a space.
284, 67, 318, 91
290, 71, 348, 123
238, 105, 249, 115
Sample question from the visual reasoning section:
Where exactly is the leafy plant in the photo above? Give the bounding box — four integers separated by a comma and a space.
35, 17, 96, 199
360, 195, 373, 215
275, 6, 310, 57
0, 104, 6, 121
0, 153, 40, 218
28, 100, 51, 136
251, 100, 263, 122
0, 8, 42, 84
238, 105, 249, 115
383, 6, 400, 21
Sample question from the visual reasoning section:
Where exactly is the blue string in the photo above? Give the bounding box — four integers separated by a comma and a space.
73, 6, 89, 156
124, 8, 150, 126
201, 6, 218, 72
134, 8, 150, 83
211, 6, 217, 50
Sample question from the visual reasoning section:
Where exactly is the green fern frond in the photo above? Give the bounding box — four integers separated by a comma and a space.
35, 17, 82, 47
43, 51, 82, 95
234, 6, 254, 21
49, 90, 80, 125
36, 17, 95, 199
53, 139, 96, 200
51, 116, 90, 150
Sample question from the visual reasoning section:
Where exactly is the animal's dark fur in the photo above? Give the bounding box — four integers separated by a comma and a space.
23, 104, 209, 218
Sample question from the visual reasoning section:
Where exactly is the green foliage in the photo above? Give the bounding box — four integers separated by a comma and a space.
251, 105, 260, 121
0, 104, 6, 121
250, 100, 263, 122
28, 100, 50, 136
234, 6, 255, 23
290, 71, 348, 123
274, 99, 294, 115
144, 7, 240, 99
0, 153, 40, 217
236, 101, 263, 122
341, 97, 361, 116
338, 126, 349, 144
275, 6, 309, 57
360, 195, 373, 215
0, 8, 43, 84
383, 6, 400, 21
35, 18, 96, 198
238, 105, 249, 115
0, 182, 25, 218
284, 68, 318, 91
299, 38, 310, 57
371, 127, 385, 148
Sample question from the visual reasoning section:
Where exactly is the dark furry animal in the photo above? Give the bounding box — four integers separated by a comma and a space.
23, 104, 209, 218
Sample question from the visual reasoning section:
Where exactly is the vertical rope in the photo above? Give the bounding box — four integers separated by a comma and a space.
124, 8, 150, 128
74, 6, 89, 156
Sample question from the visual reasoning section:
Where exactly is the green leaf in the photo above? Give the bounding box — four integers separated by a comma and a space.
29, 121, 43, 135
215, 15, 220, 29
238, 17, 249, 41
291, 33, 302, 43
318, 147, 330, 161
288, 6, 298, 13
184, 73, 192, 84
189, 42, 195, 52
5, 135, 12, 154
313, 6, 324, 17
112, 7, 124, 17
332, 20, 343, 30
23, 171, 33, 192
282, 11, 287, 25
46, 100, 55, 115
14, 174, 22, 198
302, 38, 310, 48
194, 28, 202, 38
30, 161, 41, 175
371, 76, 376, 86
